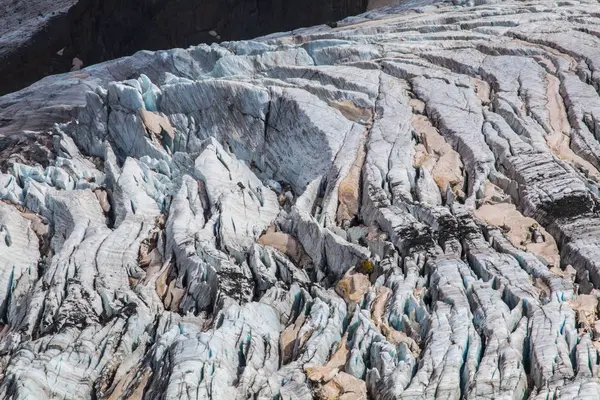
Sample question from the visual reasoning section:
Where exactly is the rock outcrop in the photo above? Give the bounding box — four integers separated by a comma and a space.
2, 0, 600, 399
0, 0, 368, 96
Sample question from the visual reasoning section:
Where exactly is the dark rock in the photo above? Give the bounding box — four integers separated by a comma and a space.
0, 0, 368, 95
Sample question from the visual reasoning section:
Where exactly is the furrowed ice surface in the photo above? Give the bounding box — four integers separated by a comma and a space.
2, 0, 600, 399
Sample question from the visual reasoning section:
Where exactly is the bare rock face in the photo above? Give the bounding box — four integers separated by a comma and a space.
0, 0, 368, 96
3, 0, 600, 399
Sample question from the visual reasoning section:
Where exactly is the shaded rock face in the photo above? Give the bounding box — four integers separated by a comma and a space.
4, 0, 600, 399
0, 0, 368, 96
0, 0, 77, 96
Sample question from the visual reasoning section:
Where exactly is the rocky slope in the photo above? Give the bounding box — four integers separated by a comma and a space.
2, 0, 600, 398
0, 0, 368, 96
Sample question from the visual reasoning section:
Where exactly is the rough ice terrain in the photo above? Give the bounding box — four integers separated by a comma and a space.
2, 0, 600, 398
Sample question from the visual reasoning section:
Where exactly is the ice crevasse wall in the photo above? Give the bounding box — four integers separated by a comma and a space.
1, 0, 600, 399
